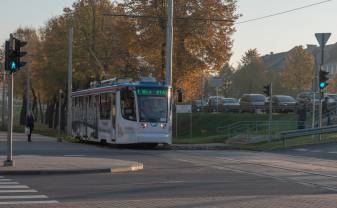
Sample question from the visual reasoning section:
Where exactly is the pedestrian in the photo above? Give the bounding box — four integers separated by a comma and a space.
26, 112, 35, 142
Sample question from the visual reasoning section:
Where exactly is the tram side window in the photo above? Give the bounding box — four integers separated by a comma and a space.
100, 93, 111, 120
121, 90, 136, 121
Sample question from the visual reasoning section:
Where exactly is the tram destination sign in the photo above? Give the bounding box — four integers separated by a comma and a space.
136, 88, 167, 96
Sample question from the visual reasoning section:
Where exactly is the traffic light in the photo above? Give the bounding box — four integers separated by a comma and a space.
319, 70, 329, 90
263, 84, 271, 96
5, 37, 27, 73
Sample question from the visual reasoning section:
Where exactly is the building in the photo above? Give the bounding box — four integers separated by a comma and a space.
262, 42, 337, 77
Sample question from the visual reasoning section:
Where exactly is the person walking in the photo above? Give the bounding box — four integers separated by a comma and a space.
26, 112, 35, 142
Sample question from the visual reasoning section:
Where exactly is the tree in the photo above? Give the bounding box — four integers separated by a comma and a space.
231, 49, 267, 96
218, 63, 234, 97
124, 0, 239, 100
281, 46, 314, 95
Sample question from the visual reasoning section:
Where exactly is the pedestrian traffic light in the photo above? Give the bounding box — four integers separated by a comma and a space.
319, 70, 329, 90
263, 84, 271, 96
5, 37, 27, 73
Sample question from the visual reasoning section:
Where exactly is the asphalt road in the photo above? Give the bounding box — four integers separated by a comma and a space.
274, 141, 337, 160
0, 133, 336, 207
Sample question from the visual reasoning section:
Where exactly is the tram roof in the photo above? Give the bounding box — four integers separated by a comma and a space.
72, 81, 169, 97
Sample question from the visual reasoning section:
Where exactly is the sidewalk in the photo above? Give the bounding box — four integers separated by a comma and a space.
0, 155, 143, 175
0, 132, 143, 175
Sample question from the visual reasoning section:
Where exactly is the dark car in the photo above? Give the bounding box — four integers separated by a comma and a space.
192, 100, 208, 112
221, 98, 240, 112
240, 94, 266, 113
266, 95, 297, 113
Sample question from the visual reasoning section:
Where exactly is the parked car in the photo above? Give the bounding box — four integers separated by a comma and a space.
240, 94, 266, 113
221, 98, 240, 112
297, 92, 336, 112
192, 99, 208, 112
266, 95, 297, 113
208, 96, 224, 112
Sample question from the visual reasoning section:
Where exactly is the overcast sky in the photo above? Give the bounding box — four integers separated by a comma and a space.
1, 0, 336, 65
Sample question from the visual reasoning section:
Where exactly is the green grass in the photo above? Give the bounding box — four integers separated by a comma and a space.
173, 112, 297, 143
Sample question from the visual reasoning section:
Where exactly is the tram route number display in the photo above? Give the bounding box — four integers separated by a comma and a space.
136, 88, 167, 96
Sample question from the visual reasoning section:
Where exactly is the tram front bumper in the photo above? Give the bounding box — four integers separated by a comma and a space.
137, 133, 171, 144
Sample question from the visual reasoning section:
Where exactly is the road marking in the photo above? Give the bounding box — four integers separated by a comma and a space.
0, 195, 48, 199
0, 190, 37, 193
0, 182, 18, 185
0, 185, 29, 189
294, 148, 308, 152
311, 150, 321, 153
0, 176, 59, 204
328, 151, 337, 154
0, 200, 58, 205
63, 154, 86, 157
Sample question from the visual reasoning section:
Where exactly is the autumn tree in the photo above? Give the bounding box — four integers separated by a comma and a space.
124, 0, 239, 100
281, 46, 314, 95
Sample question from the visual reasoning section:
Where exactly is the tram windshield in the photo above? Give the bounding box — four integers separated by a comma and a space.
137, 88, 168, 123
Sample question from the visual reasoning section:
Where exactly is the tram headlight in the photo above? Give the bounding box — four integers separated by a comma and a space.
141, 123, 148, 128
160, 123, 166, 129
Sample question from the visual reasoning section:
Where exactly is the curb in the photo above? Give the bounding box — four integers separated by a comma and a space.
169, 145, 242, 151
0, 164, 144, 175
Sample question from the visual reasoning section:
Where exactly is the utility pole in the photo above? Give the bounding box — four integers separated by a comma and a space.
67, 27, 73, 136
26, 62, 31, 115
165, 0, 173, 86
58, 89, 63, 142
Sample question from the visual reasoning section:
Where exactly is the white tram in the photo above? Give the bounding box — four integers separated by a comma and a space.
71, 77, 172, 145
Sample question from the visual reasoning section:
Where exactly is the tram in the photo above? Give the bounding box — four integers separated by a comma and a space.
71, 77, 172, 145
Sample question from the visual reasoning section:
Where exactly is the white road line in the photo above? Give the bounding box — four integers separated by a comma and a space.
294, 148, 308, 152
0, 179, 12, 182
0, 182, 18, 185
64, 154, 86, 157
0, 195, 48, 199
0, 200, 58, 205
0, 190, 37, 193
328, 151, 337, 154
0, 185, 29, 189
311, 150, 321, 153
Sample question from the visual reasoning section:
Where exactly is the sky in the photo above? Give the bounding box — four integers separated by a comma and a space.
1, 0, 336, 66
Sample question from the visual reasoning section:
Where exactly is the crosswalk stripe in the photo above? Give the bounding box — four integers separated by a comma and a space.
0, 190, 37, 193
0, 200, 58, 205
0, 185, 29, 189
0, 182, 18, 185
0, 179, 12, 182
0, 195, 48, 199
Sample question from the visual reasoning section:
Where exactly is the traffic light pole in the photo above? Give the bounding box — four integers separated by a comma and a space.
268, 82, 272, 142
4, 73, 14, 167
2, 71, 6, 129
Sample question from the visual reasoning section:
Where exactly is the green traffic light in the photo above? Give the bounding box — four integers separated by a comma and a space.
10, 62, 17, 70
319, 82, 327, 89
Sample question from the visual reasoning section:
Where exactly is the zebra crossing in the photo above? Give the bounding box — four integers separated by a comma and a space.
0, 175, 58, 205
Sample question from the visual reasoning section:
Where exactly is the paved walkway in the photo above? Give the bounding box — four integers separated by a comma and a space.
0, 133, 143, 175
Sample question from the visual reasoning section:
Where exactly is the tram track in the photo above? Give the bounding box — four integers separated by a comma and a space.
176, 154, 337, 192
